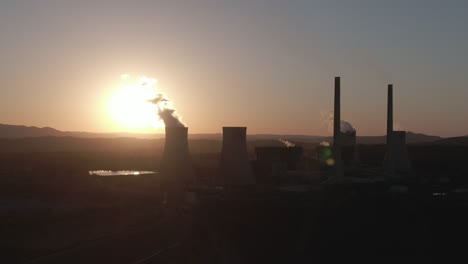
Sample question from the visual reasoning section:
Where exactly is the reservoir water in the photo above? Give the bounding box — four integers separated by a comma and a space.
88, 170, 156, 176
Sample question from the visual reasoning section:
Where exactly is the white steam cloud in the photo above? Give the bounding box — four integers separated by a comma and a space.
136, 77, 185, 128
148, 93, 185, 128
320, 110, 356, 133
340, 120, 356, 133
278, 139, 295, 148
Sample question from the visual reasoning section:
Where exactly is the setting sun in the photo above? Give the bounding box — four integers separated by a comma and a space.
109, 76, 164, 132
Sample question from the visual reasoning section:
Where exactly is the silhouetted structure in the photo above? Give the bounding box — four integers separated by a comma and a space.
341, 130, 359, 167
387, 84, 393, 144
219, 127, 255, 186
333, 77, 344, 179
384, 85, 411, 175
388, 131, 411, 173
254, 146, 304, 183
160, 126, 195, 206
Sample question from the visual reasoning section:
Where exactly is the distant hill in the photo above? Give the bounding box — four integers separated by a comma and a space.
0, 124, 164, 139
0, 137, 163, 153
355, 132, 441, 145
0, 124, 64, 138
430, 136, 468, 146
405, 131, 443, 143
0, 124, 445, 145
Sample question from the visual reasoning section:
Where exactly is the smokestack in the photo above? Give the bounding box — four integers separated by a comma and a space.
385, 84, 395, 175
384, 85, 411, 175
219, 127, 255, 186
333, 77, 343, 178
387, 84, 393, 144
334, 77, 341, 147
160, 127, 195, 206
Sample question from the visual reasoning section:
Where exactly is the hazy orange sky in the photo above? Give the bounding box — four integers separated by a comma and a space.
1, 1, 467, 137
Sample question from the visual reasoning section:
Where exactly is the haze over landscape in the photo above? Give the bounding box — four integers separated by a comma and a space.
1, 0, 468, 137
3, 1, 468, 263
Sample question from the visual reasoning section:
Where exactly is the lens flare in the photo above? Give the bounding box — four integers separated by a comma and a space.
109, 75, 164, 131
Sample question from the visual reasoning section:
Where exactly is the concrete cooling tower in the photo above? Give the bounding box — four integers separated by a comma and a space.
219, 127, 255, 186
160, 127, 195, 206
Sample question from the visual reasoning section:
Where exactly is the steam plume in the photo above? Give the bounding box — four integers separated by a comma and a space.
278, 139, 295, 148
321, 110, 355, 133
340, 120, 356, 133
146, 81, 185, 128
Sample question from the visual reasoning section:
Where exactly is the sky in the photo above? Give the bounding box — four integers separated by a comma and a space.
0, 0, 467, 137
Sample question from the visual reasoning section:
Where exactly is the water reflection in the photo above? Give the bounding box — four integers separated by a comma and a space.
89, 170, 156, 176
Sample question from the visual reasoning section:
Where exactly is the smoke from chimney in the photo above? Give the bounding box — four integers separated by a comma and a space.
340, 120, 356, 133
278, 139, 295, 148
321, 110, 356, 133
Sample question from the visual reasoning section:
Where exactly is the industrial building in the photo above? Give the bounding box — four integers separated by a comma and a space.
253, 146, 304, 184
383, 84, 412, 176
157, 77, 413, 194
341, 130, 359, 167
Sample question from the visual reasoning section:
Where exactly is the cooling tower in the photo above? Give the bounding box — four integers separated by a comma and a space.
333, 77, 344, 178
219, 127, 255, 186
160, 127, 195, 206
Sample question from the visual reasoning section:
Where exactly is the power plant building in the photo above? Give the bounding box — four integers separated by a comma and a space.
341, 130, 359, 167
254, 146, 304, 184
385, 131, 411, 174
384, 85, 411, 175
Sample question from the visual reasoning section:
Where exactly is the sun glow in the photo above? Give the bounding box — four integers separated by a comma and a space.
109, 75, 164, 131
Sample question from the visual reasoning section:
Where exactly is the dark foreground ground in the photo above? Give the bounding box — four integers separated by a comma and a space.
3, 185, 468, 264
1, 141, 468, 263
188, 186, 468, 264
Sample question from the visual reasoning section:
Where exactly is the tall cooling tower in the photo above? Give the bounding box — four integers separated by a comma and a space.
160, 127, 195, 206
219, 127, 255, 186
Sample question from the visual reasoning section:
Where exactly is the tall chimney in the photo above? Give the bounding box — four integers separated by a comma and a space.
219, 127, 255, 186
387, 84, 393, 144
160, 127, 195, 206
333, 77, 343, 178
384, 85, 411, 175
